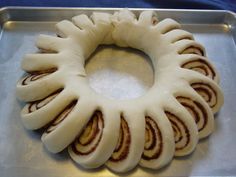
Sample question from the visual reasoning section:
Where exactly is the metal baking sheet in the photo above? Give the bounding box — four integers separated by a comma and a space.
0, 7, 236, 176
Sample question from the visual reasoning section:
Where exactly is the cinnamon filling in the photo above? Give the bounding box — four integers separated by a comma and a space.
172, 36, 193, 43
165, 111, 190, 151
37, 47, 58, 53
151, 16, 158, 25
71, 111, 104, 155
109, 117, 131, 162
27, 89, 62, 113
181, 59, 216, 81
180, 46, 204, 56
191, 83, 217, 108
45, 100, 77, 134
22, 68, 57, 85
142, 116, 163, 160
176, 96, 207, 132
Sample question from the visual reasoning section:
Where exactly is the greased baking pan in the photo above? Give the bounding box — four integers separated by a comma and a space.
0, 7, 236, 177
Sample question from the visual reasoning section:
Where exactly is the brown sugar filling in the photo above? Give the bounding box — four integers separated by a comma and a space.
165, 111, 190, 151
176, 96, 208, 132
109, 116, 131, 162
181, 59, 216, 81
142, 116, 163, 160
179, 46, 204, 56
71, 111, 104, 155
28, 89, 63, 113
22, 68, 57, 85
191, 82, 217, 108
45, 100, 77, 134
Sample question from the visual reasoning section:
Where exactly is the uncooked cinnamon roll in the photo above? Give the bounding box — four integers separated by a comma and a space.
192, 82, 216, 107
176, 94, 214, 138
109, 117, 130, 162
139, 108, 174, 169
21, 68, 57, 86
181, 57, 218, 83
70, 111, 104, 155
27, 89, 61, 113
166, 112, 191, 151
142, 116, 163, 160
45, 100, 77, 134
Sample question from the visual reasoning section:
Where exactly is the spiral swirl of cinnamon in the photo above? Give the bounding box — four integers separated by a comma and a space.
181, 59, 216, 81
71, 111, 104, 155
165, 111, 190, 151
45, 101, 77, 134
27, 89, 62, 113
22, 68, 57, 85
38, 48, 57, 54
109, 117, 131, 162
180, 46, 204, 56
142, 116, 163, 160
191, 83, 217, 109
176, 96, 207, 132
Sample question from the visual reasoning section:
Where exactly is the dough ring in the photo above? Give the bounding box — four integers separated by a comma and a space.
16, 9, 224, 173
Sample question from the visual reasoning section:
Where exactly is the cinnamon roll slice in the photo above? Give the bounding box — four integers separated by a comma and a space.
41, 100, 79, 153
106, 111, 145, 173
21, 68, 57, 86
180, 46, 204, 56
166, 112, 190, 151
139, 112, 175, 169
71, 14, 105, 55
181, 58, 218, 83
27, 89, 62, 113
16, 68, 64, 102
72, 12, 114, 56
36, 34, 66, 53
45, 100, 77, 134
72, 14, 94, 30
190, 81, 223, 114
22, 53, 59, 73
163, 29, 194, 43
70, 111, 104, 156
138, 11, 158, 26
20, 88, 77, 130
164, 99, 198, 156
176, 95, 214, 138
56, 20, 81, 38
155, 18, 181, 34
90, 12, 114, 45
175, 39, 205, 56
108, 117, 131, 162
166, 111, 196, 156
68, 108, 120, 168
143, 117, 162, 160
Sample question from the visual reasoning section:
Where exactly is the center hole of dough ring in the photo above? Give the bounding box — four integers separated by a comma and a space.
86, 45, 154, 100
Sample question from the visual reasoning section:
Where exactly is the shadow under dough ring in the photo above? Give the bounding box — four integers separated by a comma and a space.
16, 9, 224, 173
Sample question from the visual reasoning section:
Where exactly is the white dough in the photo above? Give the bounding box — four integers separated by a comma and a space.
16, 9, 224, 173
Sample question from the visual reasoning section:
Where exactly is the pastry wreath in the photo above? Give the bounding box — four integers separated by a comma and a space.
16, 9, 224, 173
